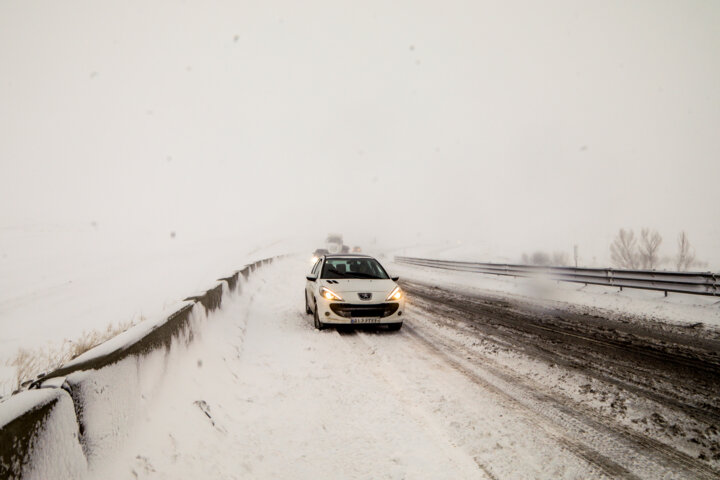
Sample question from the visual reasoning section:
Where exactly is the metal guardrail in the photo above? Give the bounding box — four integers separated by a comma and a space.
395, 256, 720, 296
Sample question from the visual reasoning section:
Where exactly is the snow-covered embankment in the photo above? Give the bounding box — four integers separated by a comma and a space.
0, 258, 276, 479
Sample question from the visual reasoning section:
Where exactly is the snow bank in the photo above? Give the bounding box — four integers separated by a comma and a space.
65, 309, 203, 464
0, 257, 278, 479
0, 389, 86, 480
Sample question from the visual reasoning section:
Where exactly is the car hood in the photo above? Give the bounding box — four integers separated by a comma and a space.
321, 279, 397, 300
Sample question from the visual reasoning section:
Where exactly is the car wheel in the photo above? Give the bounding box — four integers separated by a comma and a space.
387, 323, 402, 331
305, 292, 312, 314
313, 302, 325, 330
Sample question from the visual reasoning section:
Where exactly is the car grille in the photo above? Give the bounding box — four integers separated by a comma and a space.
330, 303, 399, 318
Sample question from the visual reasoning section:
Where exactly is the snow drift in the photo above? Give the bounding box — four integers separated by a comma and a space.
0, 257, 277, 480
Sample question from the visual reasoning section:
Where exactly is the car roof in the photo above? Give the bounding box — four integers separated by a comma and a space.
323, 254, 373, 259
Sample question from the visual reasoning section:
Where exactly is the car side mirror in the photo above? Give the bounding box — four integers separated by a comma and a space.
391, 276, 399, 282
306, 275, 317, 281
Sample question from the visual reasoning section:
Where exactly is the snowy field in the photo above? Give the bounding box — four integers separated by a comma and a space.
84, 256, 719, 479
0, 224, 304, 396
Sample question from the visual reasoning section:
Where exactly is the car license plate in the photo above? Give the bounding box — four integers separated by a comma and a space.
351, 317, 381, 324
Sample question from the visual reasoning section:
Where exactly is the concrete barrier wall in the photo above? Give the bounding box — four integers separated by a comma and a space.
0, 389, 86, 480
0, 256, 278, 479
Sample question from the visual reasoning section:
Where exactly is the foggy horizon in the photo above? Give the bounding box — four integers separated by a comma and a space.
2, 1, 719, 268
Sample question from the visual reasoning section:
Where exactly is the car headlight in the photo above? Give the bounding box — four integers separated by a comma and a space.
311, 256, 319, 263
386, 286, 402, 301
320, 286, 343, 301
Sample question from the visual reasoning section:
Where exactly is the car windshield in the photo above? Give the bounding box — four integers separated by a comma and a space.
321, 258, 389, 279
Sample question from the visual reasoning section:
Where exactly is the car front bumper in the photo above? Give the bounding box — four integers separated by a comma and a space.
315, 297, 404, 325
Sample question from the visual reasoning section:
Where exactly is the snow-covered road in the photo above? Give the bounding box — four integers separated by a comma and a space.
90, 257, 719, 479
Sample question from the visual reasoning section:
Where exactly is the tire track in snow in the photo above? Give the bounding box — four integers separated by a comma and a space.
400, 279, 720, 428
335, 329, 495, 480
399, 310, 719, 479
336, 328, 612, 479
401, 323, 640, 479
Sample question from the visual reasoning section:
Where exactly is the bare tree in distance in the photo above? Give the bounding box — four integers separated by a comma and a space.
610, 228, 639, 269
521, 251, 569, 266
676, 231, 696, 271
552, 251, 570, 266
531, 251, 551, 266
638, 228, 662, 270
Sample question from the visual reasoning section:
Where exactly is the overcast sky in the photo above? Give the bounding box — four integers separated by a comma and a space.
1, 0, 718, 265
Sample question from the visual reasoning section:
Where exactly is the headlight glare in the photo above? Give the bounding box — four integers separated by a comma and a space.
320, 286, 343, 301
386, 286, 402, 301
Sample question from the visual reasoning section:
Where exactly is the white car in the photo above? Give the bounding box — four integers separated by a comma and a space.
305, 254, 404, 330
